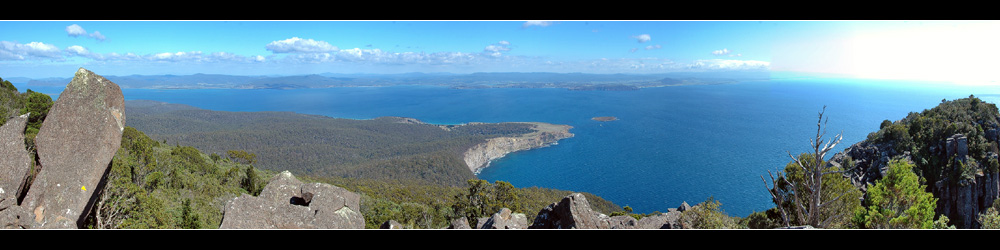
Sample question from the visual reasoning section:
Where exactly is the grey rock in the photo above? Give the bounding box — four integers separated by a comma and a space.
21, 68, 125, 228
678, 201, 692, 212
476, 217, 489, 229
447, 217, 472, 229
480, 208, 527, 229
636, 211, 683, 229
380, 220, 404, 229
607, 215, 638, 229
0, 114, 30, 203
219, 171, 365, 229
529, 193, 610, 229
0, 203, 32, 229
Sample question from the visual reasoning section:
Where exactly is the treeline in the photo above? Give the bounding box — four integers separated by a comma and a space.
125, 101, 546, 186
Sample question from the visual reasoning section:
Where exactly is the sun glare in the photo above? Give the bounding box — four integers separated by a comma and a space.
848, 21, 1000, 85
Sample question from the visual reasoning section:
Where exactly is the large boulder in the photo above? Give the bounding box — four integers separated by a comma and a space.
219, 171, 365, 229
20, 68, 125, 228
480, 208, 527, 229
529, 193, 610, 229
0, 114, 31, 204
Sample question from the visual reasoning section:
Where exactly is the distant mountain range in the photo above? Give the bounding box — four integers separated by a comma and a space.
24, 71, 770, 90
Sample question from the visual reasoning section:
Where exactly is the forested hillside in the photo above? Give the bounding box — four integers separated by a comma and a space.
125, 100, 539, 186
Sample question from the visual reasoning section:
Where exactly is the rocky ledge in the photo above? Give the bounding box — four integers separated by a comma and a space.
462, 122, 573, 174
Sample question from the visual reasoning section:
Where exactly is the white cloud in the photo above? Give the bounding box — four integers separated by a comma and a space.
629, 48, 638, 53
90, 31, 106, 41
633, 34, 651, 43
690, 59, 770, 70
66, 45, 89, 55
522, 21, 554, 28
712, 48, 730, 56
645, 44, 662, 50
483, 41, 512, 57
0, 41, 64, 60
266, 37, 339, 53
66, 24, 87, 37
65, 24, 106, 41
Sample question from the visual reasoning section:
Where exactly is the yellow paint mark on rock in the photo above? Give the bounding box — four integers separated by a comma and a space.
81, 186, 86, 191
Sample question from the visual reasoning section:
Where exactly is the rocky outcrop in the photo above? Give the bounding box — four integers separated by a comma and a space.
17, 68, 125, 229
829, 140, 901, 193
526, 193, 690, 229
529, 193, 613, 229
480, 207, 528, 229
607, 215, 638, 229
0, 114, 30, 205
447, 217, 472, 229
832, 131, 1000, 229
464, 122, 573, 173
636, 211, 684, 229
219, 171, 365, 229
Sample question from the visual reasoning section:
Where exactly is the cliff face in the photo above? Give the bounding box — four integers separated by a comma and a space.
830, 97, 1000, 228
463, 122, 573, 174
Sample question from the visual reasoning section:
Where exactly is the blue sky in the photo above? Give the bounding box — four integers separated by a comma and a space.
2, 20, 999, 84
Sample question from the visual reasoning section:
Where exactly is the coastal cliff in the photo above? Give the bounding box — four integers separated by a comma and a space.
463, 122, 573, 174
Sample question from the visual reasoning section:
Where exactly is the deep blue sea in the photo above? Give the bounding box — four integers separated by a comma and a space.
14, 78, 1000, 216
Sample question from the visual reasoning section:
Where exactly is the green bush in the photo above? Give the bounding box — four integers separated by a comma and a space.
854, 159, 937, 229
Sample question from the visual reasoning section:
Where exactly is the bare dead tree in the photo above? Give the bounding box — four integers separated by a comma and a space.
762, 106, 852, 228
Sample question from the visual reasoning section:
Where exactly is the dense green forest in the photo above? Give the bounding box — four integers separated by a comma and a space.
125, 100, 541, 186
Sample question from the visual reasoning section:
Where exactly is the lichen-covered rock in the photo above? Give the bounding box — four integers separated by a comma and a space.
21, 68, 125, 228
0, 114, 30, 203
480, 208, 527, 229
219, 171, 365, 229
529, 193, 610, 229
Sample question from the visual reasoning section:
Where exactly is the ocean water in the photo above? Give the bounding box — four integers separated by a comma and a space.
13, 78, 1000, 216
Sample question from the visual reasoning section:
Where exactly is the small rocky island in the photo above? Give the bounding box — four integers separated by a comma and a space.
591, 116, 618, 122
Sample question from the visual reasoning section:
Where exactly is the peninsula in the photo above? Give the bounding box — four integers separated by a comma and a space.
124, 100, 574, 186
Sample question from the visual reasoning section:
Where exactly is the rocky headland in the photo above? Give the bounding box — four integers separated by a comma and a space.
462, 122, 574, 174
